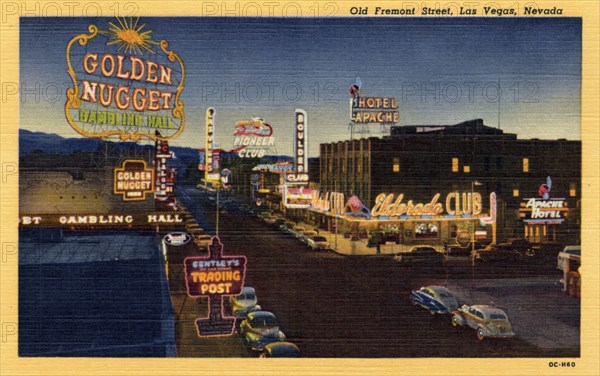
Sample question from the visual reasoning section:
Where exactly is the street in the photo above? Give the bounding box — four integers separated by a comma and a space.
171, 185, 579, 358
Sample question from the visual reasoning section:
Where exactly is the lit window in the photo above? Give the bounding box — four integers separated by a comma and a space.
523, 158, 529, 173
513, 189, 519, 197
463, 165, 470, 173
393, 158, 400, 173
570, 183, 577, 197
452, 158, 459, 172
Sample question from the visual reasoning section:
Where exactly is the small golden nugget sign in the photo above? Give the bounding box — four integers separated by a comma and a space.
66, 17, 185, 141
114, 159, 154, 200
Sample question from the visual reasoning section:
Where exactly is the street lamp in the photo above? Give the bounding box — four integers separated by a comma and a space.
471, 180, 482, 288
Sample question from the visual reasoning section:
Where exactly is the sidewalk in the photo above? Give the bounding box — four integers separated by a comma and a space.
315, 227, 444, 256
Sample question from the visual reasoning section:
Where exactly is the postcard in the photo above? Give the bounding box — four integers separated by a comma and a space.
1, 1, 598, 375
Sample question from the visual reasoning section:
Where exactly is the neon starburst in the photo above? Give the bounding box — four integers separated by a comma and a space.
101, 17, 159, 55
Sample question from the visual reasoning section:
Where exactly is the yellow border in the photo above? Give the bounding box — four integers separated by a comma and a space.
65, 25, 186, 142
1, 1, 599, 375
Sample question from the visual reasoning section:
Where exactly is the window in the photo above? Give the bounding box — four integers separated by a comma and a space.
463, 165, 470, 173
452, 158, 459, 172
415, 222, 439, 239
569, 183, 577, 197
513, 189, 519, 197
523, 158, 529, 172
392, 158, 400, 173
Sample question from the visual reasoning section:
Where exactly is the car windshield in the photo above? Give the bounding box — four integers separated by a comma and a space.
252, 315, 278, 328
489, 313, 507, 320
313, 236, 327, 242
438, 291, 452, 298
239, 291, 256, 300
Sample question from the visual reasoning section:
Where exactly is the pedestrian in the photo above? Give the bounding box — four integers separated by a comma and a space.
376, 243, 381, 255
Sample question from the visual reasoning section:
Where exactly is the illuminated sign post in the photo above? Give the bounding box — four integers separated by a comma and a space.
205, 107, 218, 182
233, 118, 275, 158
519, 198, 567, 225
370, 192, 485, 218
283, 186, 314, 209
352, 97, 400, 123
65, 18, 185, 142
184, 237, 247, 337
113, 160, 154, 201
285, 109, 309, 184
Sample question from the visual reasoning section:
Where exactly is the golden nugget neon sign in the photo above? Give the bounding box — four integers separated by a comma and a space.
65, 18, 185, 141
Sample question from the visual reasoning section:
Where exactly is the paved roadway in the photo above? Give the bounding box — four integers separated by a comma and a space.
173, 186, 579, 358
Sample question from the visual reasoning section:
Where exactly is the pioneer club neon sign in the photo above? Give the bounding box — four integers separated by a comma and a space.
184, 237, 247, 337
65, 17, 185, 141
233, 118, 275, 158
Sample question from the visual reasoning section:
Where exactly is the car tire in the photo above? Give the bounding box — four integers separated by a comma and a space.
452, 316, 460, 327
477, 327, 485, 341
525, 249, 535, 257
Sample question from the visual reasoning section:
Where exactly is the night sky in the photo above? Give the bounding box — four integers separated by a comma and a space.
20, 17, 581, 157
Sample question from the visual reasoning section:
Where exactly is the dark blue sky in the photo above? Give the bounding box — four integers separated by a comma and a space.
20, 17, 581, 156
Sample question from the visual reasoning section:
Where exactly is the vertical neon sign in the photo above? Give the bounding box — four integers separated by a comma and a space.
285, 109, 309, 183
205, 107, 215, 181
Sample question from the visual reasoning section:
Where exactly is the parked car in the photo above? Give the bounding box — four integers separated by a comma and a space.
557, 245, 581, 271
239, 311, 286, 352
410, 286, 459, 314
451, 304, 515, 340
473, 244, 522, 262
229, 287, 261, 318
298, 230, 318, 245
529, 242, 565, 260
394, 246, 445, 265
193, 234, 212, 249
496, 238, 533, 256
258, 341, 300, 358
446, 241, 486, 257
306, 235, 331, 251
188, 228, 205, 238
279, 221, 296, 233
186, 223, 202, 232
290, 226, 306, 238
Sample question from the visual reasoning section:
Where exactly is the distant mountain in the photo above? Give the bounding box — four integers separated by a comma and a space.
18, 129, 299, 162
19, 129, 103, 155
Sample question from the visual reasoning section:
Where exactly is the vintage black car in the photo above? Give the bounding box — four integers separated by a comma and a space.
393, 246, 445, 265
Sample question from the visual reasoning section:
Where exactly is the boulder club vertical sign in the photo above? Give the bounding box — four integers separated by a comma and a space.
184, 237, 247, 337
285, 109, 309, 184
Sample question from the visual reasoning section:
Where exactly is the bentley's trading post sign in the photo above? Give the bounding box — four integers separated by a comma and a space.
184, 237, 247, 337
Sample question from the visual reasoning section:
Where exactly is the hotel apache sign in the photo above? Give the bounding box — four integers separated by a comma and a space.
184, 237, 247, 337
349, 79, 399, 124
519, 198, 567, 225
113, 159, 154, 201
519, 177, 567, 225
65, 17, 186, 141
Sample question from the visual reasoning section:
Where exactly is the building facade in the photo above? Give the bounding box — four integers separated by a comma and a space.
319, 119, 581, 244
